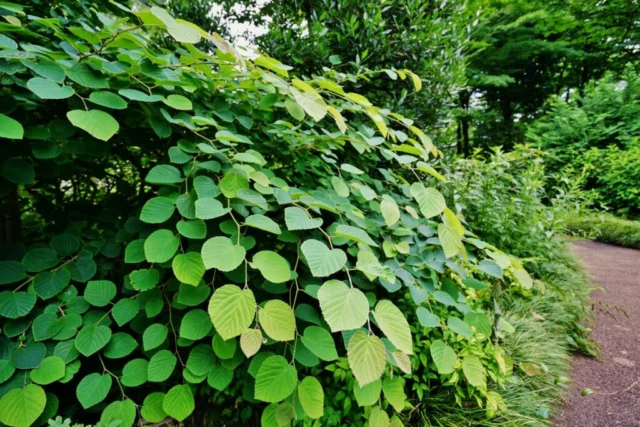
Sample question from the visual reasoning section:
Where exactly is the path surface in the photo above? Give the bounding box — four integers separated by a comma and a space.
557, 240, 640, 426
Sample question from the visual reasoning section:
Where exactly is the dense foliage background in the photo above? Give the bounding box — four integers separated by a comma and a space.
0, 0, 637, 426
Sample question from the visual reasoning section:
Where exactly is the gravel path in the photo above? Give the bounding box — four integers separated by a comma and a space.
557, 240, 640, 426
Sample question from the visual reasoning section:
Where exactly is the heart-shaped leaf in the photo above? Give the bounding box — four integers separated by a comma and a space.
301, 239, 346, 277
201, 236, 246, 272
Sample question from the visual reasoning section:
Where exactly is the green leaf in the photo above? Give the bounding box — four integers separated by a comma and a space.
285, 207, 323, 230
141, 392, 167, 423
245, 214, 281, 234
0, 291, 36, 319
148, 350, 177, 382
0, 359, 15, 383
66, 63, 109, 89
195, 198, 229, 220
331, 177, 350, 197
75, 324, 112, 356
464, 312, 492, 338
11, 342, 46, 369
88, 91, 127, 109
478, 260, 503, 279
202, 236, 246, 272
140, 197, 175, 223
430, 340, 457, 374
172, 252, 205, 286
335, 224, 378, 247
124, 240, 145, 264
119, 89, 163, 102
240, 329, 262, 358
177, 219, 207, 239
285, 98, 305, 120
146, 165, 182, 185
380, 195, 400, 226
382, 377, 406, 412
100, 400, 136, 427
32, 313, 63, 341
447, 316, 473, 337
259, 300, 295, 341
369, 407, 390, 427
150, 6, 201, 44
3, 158, 34, 184
300, 326, 338, 361
373, 300, 413, 354
252, 251, 291, 283
317, 280, 369, 332
143, 324, 168, 351
0, 384, 46, 427
290, 86, 327, 121
186, 344, 215, 376
67, 110, 119, 141
27, 77, 74, 99
208, 285, 256, 340
163, 384, 195, 422
438, 224, 463, 259
163, 94, 192, 110
255, 355, 298, 403
298, 377, 324, 419
22, 59, 64, 82
130, 269, 159, 291
144, 229, 179, 263
410, 183, 446, 219
462, 277, 489, 290
0, 114, 23, 139
180, 309, 212, 340
353, 380, 381, 407
301, 240, 347, 277
33, 269, 70, 299
76, 373, 112, 409
462, 355, 486, 387
103, 332, 138, 359
121, 359, 148, 387
416, 307, 440, 328
207, 364, 234, 391
347, 331, 386, 387
255, 55, 292, 77
219, 170, 249, 198
0, 261, 26, 285
341, 163, 364, 175
84, 280, 116, 307
29, 356, 65, 385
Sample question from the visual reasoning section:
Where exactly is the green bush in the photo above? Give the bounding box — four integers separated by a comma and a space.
0, 3, 549, 427
566, 215, 640, 249
527, 67, 640, 216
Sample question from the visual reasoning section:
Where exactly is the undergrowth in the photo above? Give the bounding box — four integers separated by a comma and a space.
565, 215, 640, 249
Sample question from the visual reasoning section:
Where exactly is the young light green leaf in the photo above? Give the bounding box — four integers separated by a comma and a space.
298, 377, 324, 419
259, 300, 295, 341
76, 373, 112, 409
284, 207, 323, 230
0, 384, 46, 427
29, 356, 65, 385
240, 329, 263, 358
382, 376, 406, 412
172, 252, 205, 286
0, 114, 23, 140
335, 224, 378, 247
462, 355, 486, 387
208, 285, 256, 340
430, 340, 457, 374
373, 300, 413, 354
380, 195, 400, 226
27, 77, 74, 99
201, 236, 246, 272
245, 214, 281, 234
317, 280, 369, 332
88, 91, 127, 109
301, 240, 347, 277
251, 251, 291, 283
410, 183, 446, 219
348, 331, 386, 387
